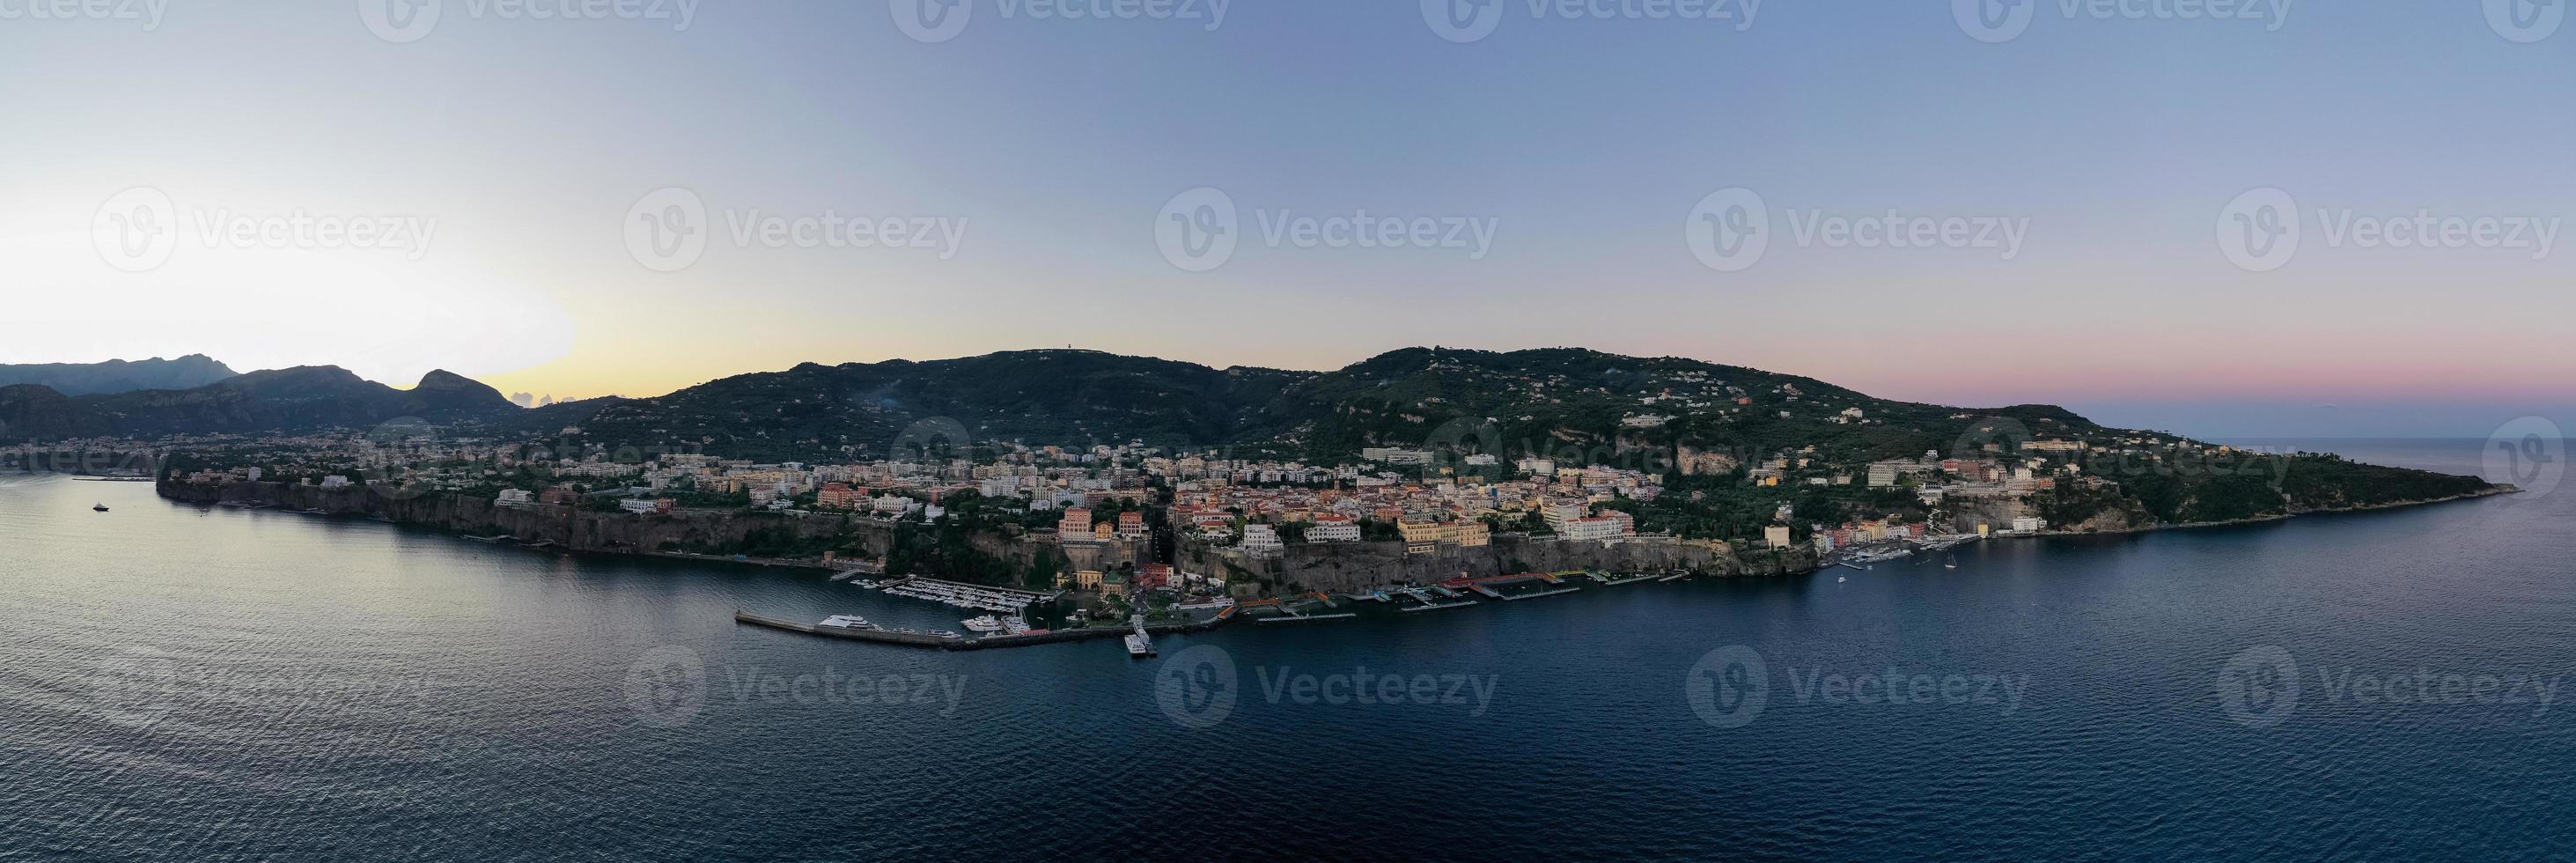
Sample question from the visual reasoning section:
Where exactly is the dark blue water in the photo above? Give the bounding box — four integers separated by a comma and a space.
4, 439, 2572, 860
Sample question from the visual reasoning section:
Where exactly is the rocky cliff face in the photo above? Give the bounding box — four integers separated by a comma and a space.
159, 479, 1814, 593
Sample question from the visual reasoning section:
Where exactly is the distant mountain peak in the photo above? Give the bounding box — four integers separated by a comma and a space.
0, 355, 239, 396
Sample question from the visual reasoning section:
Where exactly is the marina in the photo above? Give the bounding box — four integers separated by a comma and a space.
867, 576, 1058, 614
1502, 586, 1583, 601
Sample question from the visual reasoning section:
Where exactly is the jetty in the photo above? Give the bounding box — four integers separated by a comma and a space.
736, 610, 1225, 652
1502, 586, 1583, 601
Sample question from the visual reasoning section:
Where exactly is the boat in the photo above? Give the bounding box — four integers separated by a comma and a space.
931, 630, 963, 639
819, 615, 873, 629
961, 615, 1005, 633
92, 503, 109, 512
1836, 575, 1846, 583
1944, 553, 1958, 570
1124, 632, 1155, 657
1002, 616, 1031, 635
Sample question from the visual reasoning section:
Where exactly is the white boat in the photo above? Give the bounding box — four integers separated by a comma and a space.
1124, 633, 1155, 657
819, 615, 873, 629
1836, 576, 1846, 583
1002, 616, 1031, 635
961, 615, 1005, 633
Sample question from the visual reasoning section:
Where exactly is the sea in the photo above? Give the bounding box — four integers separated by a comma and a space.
2, 438, 2571, 860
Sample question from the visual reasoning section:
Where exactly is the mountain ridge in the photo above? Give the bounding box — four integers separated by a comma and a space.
0, 354, 239, 396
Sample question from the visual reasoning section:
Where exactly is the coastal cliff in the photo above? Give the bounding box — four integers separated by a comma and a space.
157, 478, 1809, 591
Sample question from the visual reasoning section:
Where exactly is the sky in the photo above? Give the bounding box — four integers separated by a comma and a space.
1, 0, 2569, 438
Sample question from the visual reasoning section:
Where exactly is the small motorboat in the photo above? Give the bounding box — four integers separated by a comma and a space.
92, 503, 110, 512
1944, 553, 1958, 570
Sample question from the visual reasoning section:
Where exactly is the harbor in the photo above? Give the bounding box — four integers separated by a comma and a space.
737, 567, 1708, 654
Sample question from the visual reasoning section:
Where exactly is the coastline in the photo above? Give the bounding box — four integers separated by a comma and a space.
151, 476, 2515, 598
2012, 485, 2521, 541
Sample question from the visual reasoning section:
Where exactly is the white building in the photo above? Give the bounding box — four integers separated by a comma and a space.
1305, 520, 1361, 542
1240, 524, 1284, 555
1562, 516, 1626, 542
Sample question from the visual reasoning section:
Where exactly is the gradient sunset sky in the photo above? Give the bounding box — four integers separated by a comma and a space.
4, 1, 2568, 437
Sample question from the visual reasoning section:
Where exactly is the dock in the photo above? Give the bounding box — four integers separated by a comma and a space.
1255, 612, 1358, 623
1501, 586, 1582, 601
1394, 587, 1476, 612
736, 610, 1225, 651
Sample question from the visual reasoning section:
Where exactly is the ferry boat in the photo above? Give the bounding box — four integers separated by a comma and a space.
1124, 633, 1156, 657
961, 615, 1005, 633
